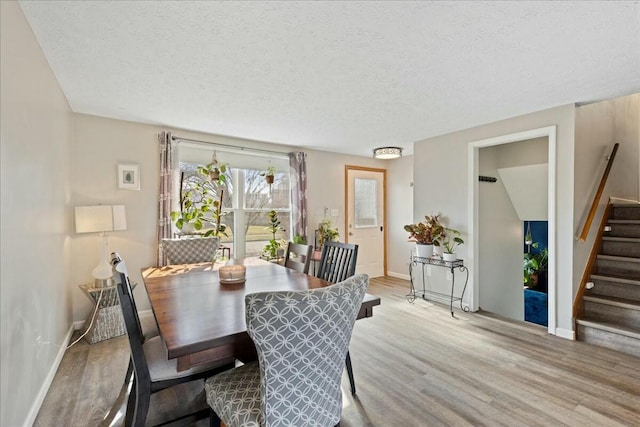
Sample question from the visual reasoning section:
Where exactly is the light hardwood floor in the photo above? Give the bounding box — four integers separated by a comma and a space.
35, 276, 640, 426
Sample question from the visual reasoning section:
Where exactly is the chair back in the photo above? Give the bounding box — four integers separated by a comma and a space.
283, 242, 312, 274
316, 241, 358, 283
112, 259, 152, 389
245, 274, 369, 427
161, 236, 219, 265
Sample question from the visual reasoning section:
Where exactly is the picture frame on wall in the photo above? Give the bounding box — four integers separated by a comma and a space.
117, 163, 140, 190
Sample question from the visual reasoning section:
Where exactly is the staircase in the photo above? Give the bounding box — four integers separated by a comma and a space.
576, 204, 640, 357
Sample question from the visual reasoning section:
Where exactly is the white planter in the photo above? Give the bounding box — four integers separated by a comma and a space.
416, 243, 434, 258
443, 252, 457, 262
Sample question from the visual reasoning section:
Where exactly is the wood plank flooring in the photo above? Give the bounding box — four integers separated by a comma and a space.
35, 276, 640, 426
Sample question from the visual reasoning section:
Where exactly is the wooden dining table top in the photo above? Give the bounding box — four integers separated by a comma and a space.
142, 258, 381, 364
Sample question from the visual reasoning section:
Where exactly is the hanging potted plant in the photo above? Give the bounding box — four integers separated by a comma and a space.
442, 228, 464, 262
261, 165, 277, 185
404, 214, 444, 258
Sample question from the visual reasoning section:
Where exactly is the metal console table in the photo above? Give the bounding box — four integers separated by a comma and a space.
407, 256, 470, 316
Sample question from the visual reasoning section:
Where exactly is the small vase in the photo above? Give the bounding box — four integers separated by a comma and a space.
416, 243, 434, 258
443, 252, 457, 262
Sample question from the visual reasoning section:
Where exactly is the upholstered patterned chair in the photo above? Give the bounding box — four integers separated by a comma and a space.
205, 273, 369, 427
161, 236, 219, 265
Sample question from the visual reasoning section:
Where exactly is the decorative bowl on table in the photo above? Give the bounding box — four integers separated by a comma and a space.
218, 264, 246, 285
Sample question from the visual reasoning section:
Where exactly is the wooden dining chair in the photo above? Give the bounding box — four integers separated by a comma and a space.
205, 274, 369, 427
283, 242, 313, 274
316, 241, 360, 394
161, 236, 219, 265
112, 256, 235, 427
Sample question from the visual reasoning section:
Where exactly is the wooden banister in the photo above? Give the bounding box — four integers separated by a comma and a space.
573, 202, 613, 321
577, 143, 619, 242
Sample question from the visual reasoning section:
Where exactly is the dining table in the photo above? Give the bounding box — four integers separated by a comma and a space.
142, 258, 381, 371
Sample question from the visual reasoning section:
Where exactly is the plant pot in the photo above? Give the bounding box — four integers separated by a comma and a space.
443, 252, 457, 262
415, 243, 433, 258
276, 248, 284, 258
265, 174, 274, 184
210, 168, 220, 180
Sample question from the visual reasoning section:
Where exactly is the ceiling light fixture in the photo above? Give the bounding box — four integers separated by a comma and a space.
373, 147, 402, 159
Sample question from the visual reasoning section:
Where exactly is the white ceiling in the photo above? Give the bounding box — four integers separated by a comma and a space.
18, 1, 640, 157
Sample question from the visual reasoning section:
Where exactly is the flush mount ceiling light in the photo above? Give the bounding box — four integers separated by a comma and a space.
373, 146, 402, 159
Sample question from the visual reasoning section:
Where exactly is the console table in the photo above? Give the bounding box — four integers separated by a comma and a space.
407, 256, 470, 316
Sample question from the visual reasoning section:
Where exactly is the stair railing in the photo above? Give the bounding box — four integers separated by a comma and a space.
577, 143, 619, 242
573, 201, 613, 320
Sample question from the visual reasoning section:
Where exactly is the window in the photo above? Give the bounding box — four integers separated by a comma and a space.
178, 143, 291, 258
354, 178, 378, 228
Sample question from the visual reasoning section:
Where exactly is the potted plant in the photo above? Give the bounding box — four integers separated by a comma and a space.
261, 165, 277, 185
316, 218, 339, 248
442, 228, 464, 262
171, 163, 228, 237
404, 214, 444, 258
263, 210, 285, 259
524, 245, 548, 291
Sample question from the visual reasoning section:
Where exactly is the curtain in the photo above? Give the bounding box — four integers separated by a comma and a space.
289, 152, 308, 242
157, 132, 179, 266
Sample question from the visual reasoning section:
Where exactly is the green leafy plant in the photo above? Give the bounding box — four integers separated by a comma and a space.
404, 214, 445, 245
524, 245, 548, 288
170, 162, 229, 237
442, 228, 464, 254
263, 210, 285, 259
317, 218, 339, 248
293, 234, 307, 245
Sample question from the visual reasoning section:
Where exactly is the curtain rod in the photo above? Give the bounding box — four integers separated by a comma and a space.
171, 135, 291, 158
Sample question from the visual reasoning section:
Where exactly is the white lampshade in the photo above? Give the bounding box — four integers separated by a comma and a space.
75, 205, 127, 283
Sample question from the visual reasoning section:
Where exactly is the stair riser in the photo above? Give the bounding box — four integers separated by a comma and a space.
605, 224, 640, 238
612, 206, 640, 220
588, 280, 640, 302
601, 241, 640, 258
596, 259, 640, 280
583, 300, 640, 329
577, 324, 640, 357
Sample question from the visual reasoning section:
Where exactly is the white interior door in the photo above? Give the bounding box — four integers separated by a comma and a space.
346, 167, 385, 277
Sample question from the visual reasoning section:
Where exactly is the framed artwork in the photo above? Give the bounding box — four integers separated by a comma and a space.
117, 163, 140, 190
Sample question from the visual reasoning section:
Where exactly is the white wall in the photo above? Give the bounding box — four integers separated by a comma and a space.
573, 93, 640, 294
413, 104, 576, 335
0, 2, 73, 426
71, 114, 389, 320
386, 155, 415, 278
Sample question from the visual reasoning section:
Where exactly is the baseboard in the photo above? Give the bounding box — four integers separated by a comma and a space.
139, 309, 154, 319
387, 271, 411, 281
73, 319, 84, 330
555, 327, 576, 340
23, 323, 75, 427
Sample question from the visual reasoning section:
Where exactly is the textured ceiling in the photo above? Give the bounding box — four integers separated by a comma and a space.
18, 1, 640, 157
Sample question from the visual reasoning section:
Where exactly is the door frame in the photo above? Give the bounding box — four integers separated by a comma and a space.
467, 126, 557, 335
345, 165, 388, 276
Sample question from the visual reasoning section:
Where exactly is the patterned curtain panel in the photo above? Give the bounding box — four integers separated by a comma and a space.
157, 132, 179, 266
289, 152, 308, 242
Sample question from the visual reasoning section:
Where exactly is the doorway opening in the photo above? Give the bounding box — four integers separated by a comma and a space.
468, 126, 557, 335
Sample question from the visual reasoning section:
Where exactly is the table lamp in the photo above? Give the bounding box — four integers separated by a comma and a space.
75, 205, 127, 287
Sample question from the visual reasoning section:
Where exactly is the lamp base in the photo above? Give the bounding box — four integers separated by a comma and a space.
94, 277, 114, 288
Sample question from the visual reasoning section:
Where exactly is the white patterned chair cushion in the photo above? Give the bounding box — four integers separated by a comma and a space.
205, 273, 369, 427
162, 237, 219, 265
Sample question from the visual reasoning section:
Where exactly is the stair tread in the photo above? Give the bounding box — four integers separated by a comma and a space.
597, 254, 640, 263
602, 236, 640, 243
576, 317, 640, 339
608, 219, 640, 224
590, 274, 640, 286
583, 294, 640, 310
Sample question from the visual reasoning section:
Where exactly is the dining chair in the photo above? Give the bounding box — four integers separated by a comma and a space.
112, 256, 235, 427
205, 273, 369, 427
161, 236, 219, 265
316, 241, 360, 394
283, 241, 313, 274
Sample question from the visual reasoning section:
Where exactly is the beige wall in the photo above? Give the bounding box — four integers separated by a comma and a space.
0, 2, 73, 426
573, 93, 640, 296
386, 155, 415, 278
413, 104, 576, 335
71, 114, 390, 320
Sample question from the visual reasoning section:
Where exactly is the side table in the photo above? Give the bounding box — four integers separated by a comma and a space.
78, 282, 133, 344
